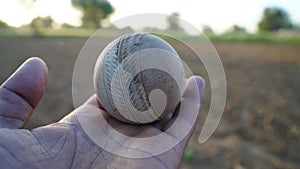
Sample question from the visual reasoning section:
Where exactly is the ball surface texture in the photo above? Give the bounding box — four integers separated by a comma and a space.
94, 33, 185, 124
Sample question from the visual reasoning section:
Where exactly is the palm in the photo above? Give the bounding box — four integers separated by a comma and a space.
0, 58, 204, 169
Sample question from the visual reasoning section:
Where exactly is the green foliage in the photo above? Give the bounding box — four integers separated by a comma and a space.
61, 23, 76, 29
183, 147, 195, 161
166, 12, 183, 31
258, 7, 293, 32
207, 32, 300, 44
227, 25, 247, 33
202, 25, 214, 35
71, 0, 114, 28
1, 26, 300, 45
29, 16, 54, 37
293, 24, 300, 31
0, 20, 9, 28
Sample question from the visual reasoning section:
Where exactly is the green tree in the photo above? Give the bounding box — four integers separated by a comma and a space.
71, 0, 114, 28
202, 25, 214, 35
29, 16, 54, 36
228, 25, 247, 33
0, 20, 9, 28
258, 7, 293, 32
293, 24, 300, 31
166, 12, 182, 30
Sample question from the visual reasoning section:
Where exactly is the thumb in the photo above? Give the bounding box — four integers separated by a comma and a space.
0, 57, 48, 129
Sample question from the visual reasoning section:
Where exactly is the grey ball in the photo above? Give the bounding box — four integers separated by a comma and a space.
94, 33, 185, 124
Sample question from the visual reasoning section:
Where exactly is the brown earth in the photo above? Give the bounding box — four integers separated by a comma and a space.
0, 38, 299, 169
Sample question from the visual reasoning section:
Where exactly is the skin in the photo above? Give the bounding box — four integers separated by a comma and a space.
0, 57, 205, 169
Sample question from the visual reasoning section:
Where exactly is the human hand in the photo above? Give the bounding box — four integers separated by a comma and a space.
0, 57, 205, 169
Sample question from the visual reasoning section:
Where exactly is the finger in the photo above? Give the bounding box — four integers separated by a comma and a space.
2, 57, 48, 108
182, 76, 205, 103
162, 76, 205, 136
0, 57, 48, 129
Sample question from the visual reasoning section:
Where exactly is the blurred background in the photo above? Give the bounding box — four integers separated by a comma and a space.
0, 0, 299, 168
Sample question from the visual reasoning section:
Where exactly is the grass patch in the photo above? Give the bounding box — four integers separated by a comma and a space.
1, 28, 300, 44
183, 147, 195, 161
207, 33, 300, 44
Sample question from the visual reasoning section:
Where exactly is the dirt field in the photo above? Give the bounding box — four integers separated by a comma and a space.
0, 38, 299, 169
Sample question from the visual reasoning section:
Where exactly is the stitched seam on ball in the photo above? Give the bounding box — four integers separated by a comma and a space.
116, 35, 145, 121
122, 34, 150, 121
127, 34, 150, 113
107, 34, 140, 122
115, 35, 136, 121
138, 34, 150, 108
103, 39, 119, 115
112, 63, 136, 122
135, 34, 150, 111
120, 34, 143, 121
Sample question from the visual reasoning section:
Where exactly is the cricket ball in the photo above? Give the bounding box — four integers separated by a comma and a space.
94, 33, 185, 124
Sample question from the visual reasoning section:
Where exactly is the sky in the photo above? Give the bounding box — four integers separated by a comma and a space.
0, 0, 299, 33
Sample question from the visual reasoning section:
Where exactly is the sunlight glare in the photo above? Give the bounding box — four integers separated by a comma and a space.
0, 0, 32, 27
33, 0, 82, 26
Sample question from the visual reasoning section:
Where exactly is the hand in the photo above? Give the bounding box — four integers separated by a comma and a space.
0, 57, 205, 169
